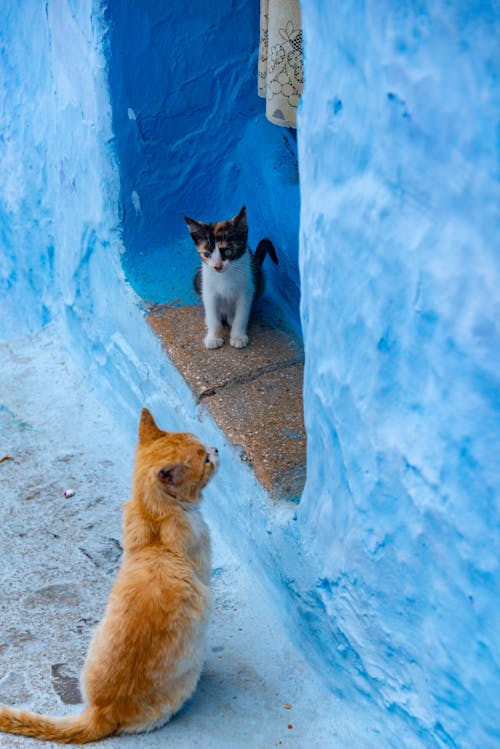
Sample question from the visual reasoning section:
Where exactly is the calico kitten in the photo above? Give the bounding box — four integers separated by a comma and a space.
0, 409, 218, 744
184, 205, 278, 349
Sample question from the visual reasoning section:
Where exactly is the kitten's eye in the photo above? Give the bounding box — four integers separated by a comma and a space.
202, 251, 211, 258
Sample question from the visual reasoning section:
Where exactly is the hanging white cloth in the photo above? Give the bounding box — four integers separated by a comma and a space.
258, 0, 303, 129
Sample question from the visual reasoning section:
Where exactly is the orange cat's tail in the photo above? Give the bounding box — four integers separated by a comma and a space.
0, 704, 117, 744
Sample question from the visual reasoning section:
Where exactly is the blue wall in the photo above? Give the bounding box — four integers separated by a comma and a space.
1, 1, 499, 747
298, 1, 500, 746
0, 0, 121, 340
104, 0, 301, 330
0, 0, 189, 424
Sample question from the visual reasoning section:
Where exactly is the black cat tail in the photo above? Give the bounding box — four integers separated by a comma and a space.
254, 239, 278, 267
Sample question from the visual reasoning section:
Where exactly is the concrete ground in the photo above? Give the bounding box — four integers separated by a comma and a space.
0, 325, 359, 748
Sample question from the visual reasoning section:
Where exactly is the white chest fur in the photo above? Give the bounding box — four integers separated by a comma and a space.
201, 251, 254, 302
184, 505, 209, 545
201, 251, 255, 349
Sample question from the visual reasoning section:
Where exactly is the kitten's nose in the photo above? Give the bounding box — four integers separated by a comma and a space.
214, 264, 223, 272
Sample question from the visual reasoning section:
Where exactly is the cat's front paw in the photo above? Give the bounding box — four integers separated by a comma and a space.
205, 334, 224, 349
230, 334, 249, 349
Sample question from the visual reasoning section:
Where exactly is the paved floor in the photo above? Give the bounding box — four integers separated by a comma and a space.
147, 304, 306, 501
0, 324, 360, 748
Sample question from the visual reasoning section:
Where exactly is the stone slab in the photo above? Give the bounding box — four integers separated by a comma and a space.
147, 304, 303, 398
203, 364, 306, 500
146, 304, 306, 500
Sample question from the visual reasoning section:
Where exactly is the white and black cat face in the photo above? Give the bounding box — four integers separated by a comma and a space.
185, 206, 248, 273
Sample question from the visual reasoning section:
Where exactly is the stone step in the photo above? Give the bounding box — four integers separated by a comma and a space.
147, 304, 306, 501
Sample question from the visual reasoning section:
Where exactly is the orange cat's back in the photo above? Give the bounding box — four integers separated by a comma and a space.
0, 409, 218, 743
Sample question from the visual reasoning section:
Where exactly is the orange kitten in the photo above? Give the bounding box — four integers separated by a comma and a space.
0, 408, 218, 743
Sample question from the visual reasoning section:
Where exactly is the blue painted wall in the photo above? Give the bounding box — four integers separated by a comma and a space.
298, 1, 500, 746
104, 0, 301, 330
1, 1, 499, 747
0, 0, 122, 340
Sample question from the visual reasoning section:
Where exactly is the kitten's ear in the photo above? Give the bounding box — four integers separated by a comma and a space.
232, 205, 247, 230
138, 408, 163, 443
158, 463, 186, 487
184, 216, 206, 243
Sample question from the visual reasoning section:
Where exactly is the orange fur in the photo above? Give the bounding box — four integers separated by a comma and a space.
0, 409, 218, 743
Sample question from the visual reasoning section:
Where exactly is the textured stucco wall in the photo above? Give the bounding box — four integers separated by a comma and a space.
0, 0, 189, 425
1, 1, 499, 747
298, 2, 500, 747
0, 0, 113, 337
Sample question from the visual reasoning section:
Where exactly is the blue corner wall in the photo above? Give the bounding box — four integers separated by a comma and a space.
1, 1, 499, 748
298, 2, 500, 747
104, 0, 301, 331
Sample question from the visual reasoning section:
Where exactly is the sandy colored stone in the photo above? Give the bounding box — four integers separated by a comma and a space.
148, 305, 302, 397
203, 364, 306, 500
147, 304, 306, 500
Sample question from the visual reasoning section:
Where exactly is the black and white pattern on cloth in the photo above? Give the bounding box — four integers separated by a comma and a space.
258, 0, 303, 129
